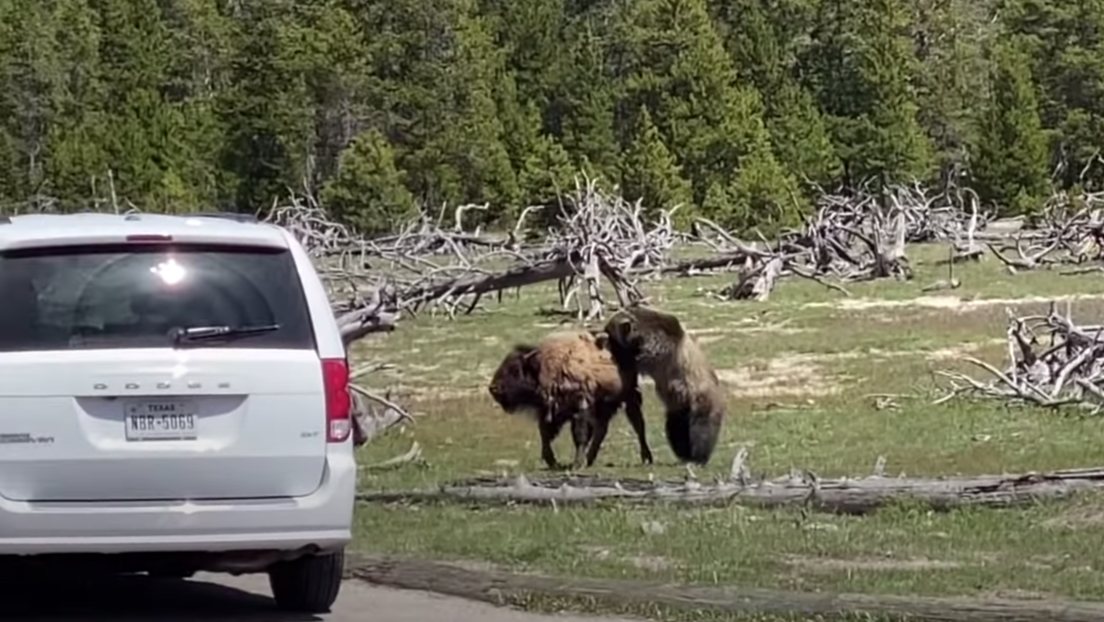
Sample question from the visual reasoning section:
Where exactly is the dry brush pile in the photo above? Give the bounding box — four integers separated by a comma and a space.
266, 175, 683, 335
935, 301, 1104, 413
678, 184, 1104, 299
680, 179, 990, 301
976, 190, 1104, 274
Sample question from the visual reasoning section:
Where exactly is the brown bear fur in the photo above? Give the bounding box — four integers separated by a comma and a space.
487, 329, 653, 469
602, 305, 726, 465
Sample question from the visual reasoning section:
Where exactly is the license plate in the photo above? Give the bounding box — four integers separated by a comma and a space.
125, 400, 198, 441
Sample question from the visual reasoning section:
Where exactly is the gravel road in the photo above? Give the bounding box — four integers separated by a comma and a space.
0, 570, 638, 622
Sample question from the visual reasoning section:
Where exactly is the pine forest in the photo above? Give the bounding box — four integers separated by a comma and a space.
0, 0, 1098, 234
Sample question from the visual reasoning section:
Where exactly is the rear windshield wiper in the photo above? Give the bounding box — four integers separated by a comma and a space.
170, 324, 280, 345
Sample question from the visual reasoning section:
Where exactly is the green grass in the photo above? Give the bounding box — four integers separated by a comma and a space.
348, 242, 1104, 611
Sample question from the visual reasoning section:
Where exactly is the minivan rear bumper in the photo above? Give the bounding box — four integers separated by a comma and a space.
0, 451, 356, 555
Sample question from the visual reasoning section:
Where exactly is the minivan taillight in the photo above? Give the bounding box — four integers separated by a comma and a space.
321, 358, 352, 443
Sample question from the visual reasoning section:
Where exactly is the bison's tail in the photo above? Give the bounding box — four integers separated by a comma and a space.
664, 404, 723, 465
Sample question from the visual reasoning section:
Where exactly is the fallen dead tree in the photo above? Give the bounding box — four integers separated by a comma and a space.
345, 553, 1104, 622
935, 301, 1104, 412
543, 176, 680, 320
266, 176, 679, 325
356, 447, 1104, 514
982, 190, 1104, 272
674, 179, 1003, 301
685, 181, 929, 300
678, 183, 1104, 298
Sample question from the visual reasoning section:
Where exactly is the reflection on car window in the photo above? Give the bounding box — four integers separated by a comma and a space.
0, 244, 315, 352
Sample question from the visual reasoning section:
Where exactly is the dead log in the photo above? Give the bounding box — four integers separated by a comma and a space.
345, 554, 1104, 622
716, 255, 785, 301
986, 239, 1061, 273
356, 463, 1104, 515
398, 259, 576, 309
660, 252, 748, 275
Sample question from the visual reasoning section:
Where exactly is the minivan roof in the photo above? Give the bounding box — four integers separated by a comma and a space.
0, 213, 290, 252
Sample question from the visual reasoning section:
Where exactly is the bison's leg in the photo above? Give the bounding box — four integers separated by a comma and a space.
584, 406, 613, 467
537, 408, 561, 470
620, 371, 654, 465
569, 415, 592, 470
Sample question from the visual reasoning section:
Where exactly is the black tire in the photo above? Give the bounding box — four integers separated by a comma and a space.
267, 549, 345, 613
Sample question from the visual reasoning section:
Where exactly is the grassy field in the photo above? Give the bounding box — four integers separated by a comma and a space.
347, 243, 1104, 613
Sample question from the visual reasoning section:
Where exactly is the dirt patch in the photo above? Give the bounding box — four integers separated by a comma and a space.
784, 554, 963, 573
712, 343, 1002, 399
976, 589, 1056, 601
717, 355, 843, 398
730, 325, 809, 335
624, 555, 676, 572
688, 327, 731, 345
441, 558, 507, 573
408, 387, 485, 401
684, 319, 811, 345
805, 293, 1104, 312
533, 321, 584, 329
689, 320, 810, 342
372, 383, 484, 402
923, 339, 1005, 361
1041, 504, 1104, 530
742, 342, 1002, 366
404, 363, 442, 373
577, 546, 677, 573
687, 327, 726, 336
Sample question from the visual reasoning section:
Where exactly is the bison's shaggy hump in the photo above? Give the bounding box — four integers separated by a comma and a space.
487, 328, 653, 470
603, 305, 727, 466
534, 330, 623, 418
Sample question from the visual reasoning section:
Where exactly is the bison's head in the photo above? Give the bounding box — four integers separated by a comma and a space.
487, 344, 542, 414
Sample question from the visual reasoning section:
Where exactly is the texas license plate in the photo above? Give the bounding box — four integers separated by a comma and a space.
124, 400, 199, 441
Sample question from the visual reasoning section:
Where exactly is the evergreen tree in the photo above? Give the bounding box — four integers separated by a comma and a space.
619, 106, 694, 219
713, 0, 840, 188
517, 134, 578, 209
1005, 0, 1104, 189
0, 0, 1100, 231
158, 0, 236, 209
92, 0, 189, 209
971, 40, 1051, 215
557, 18, 620, 184
218, 0, 314, 211
480, 0, 566, 133
45, 0, 109, 209
355, 0, 518, 224
804, 0, 934, 185
320, 129, 416, 235
274, 1, 369, 191
0, 0, 59, 205
611, 0, 798, 226
910, 0, 998, 186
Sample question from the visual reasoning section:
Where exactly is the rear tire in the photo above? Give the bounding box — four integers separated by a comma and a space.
267, 550, 344, 613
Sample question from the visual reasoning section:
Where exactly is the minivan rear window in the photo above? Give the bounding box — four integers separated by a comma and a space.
0, 243, 317, 352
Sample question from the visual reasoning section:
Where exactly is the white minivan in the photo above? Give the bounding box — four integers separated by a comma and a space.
0, 212, 357, 612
